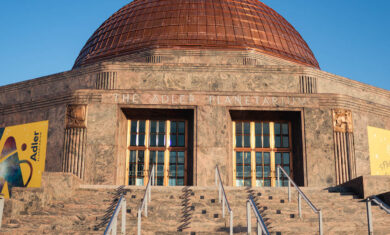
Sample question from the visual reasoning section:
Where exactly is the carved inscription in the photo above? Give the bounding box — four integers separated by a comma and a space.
113, 93, 310, 107
66, 104, 87, 128
332, 109, 353, 133
207, 95, 307, 106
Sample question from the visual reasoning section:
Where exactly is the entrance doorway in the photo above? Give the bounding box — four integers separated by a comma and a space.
231, 111, 304, 187
124, 109, 194, 186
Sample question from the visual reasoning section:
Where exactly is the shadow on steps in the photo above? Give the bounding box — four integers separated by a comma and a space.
93, 185, 128, 231
177, 186, 194, 232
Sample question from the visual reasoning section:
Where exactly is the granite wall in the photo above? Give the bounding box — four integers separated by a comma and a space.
0, 49, 389, 187
84, 103, 117, 185
303, 108, 336, 186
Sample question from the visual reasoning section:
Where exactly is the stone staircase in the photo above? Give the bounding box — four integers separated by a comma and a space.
121, 186, 390, 235
1, 181, 390, 234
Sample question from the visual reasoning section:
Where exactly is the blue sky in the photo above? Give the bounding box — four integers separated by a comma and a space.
0, 0, 389, 90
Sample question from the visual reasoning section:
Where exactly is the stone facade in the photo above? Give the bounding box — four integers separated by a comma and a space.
0, 49, 389, 187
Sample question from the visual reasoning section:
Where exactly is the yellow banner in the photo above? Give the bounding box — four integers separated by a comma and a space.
0, 121, 48, 198
368, 126, 390, 175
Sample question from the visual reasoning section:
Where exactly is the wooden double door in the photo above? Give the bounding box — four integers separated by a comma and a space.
127, 119, 188, 186
233, 121, 293, 187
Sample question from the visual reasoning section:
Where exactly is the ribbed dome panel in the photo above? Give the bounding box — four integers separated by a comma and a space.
74, 0, 319, 68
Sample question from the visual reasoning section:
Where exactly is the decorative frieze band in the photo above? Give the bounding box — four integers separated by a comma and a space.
63, 127, 87, 179
96, 72, 117, 90
66, 104, 88, 128
146, 55, 161, 63
332, 109, 356, 184
333, 131, 356, 185
63, 104, 88, 179
243, 57, 257, 66
332, 109, 353, 133
299, 76, 317, 94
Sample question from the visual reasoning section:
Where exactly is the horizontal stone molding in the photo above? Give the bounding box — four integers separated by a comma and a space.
318, 95, 390, 117
0, 93, 101, 115
97, 63, 305, 73
304, 68, 390, 99
0, 64, 109, 94
84, 90, 390, 116
1, 90, 389, 118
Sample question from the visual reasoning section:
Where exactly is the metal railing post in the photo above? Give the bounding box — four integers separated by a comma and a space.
298, 194, 302, 218
288, 179, 291, 202
122, 198, 126, 235
0, 195, 4, 229
366, 200, 373, 235
136, 166, 155, 235
277, 166, 322, 235
230, 211, 233, 235
104, 195, 126, 235
137, 209, 141, 235
145, 194, 148, 217
319, 210, 323, 235
216, 165, 234, 235
247, 201, 251, 235
215, 167, 218, 186
152, 169, 155, 186
247, 197, 270, 235
112, 217, 117, 235
222, 196, 225, 218
219, 183, 222, 203
149, 185, 151, 202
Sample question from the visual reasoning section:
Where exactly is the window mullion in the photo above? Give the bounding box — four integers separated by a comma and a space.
144, 120, 150, 186
136, 121, 139, 146
164, 120, 170, 186
250, 121, 256, 187
232, 121, 236, 186
156, 121, 159, 147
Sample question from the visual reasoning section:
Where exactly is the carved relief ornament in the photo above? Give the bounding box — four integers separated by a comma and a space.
332, 109, 353, 133
66, 104, 87, 128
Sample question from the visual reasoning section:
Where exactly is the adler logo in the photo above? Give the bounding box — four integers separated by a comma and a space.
30, 131, 40, 161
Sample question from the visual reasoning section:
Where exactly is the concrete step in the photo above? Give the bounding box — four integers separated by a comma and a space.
3, 185, 389, 235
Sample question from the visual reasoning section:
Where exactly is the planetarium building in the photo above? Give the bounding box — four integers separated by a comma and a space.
1, 0, 390, 191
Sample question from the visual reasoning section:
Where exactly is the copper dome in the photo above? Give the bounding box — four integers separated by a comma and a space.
74, 0, 319, 69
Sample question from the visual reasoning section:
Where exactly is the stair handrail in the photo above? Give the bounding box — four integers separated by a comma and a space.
0, 193, 4, 229
366, 195, 390, 234
215, 165, 234, 235
277, 166, 323, 235
247, 196, 270, 235
103, 194, 126, 235
137, 166, 155, 235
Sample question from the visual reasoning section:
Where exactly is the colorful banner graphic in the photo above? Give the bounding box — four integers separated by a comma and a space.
0, 121, 48, 198
368, 126, 390, 175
